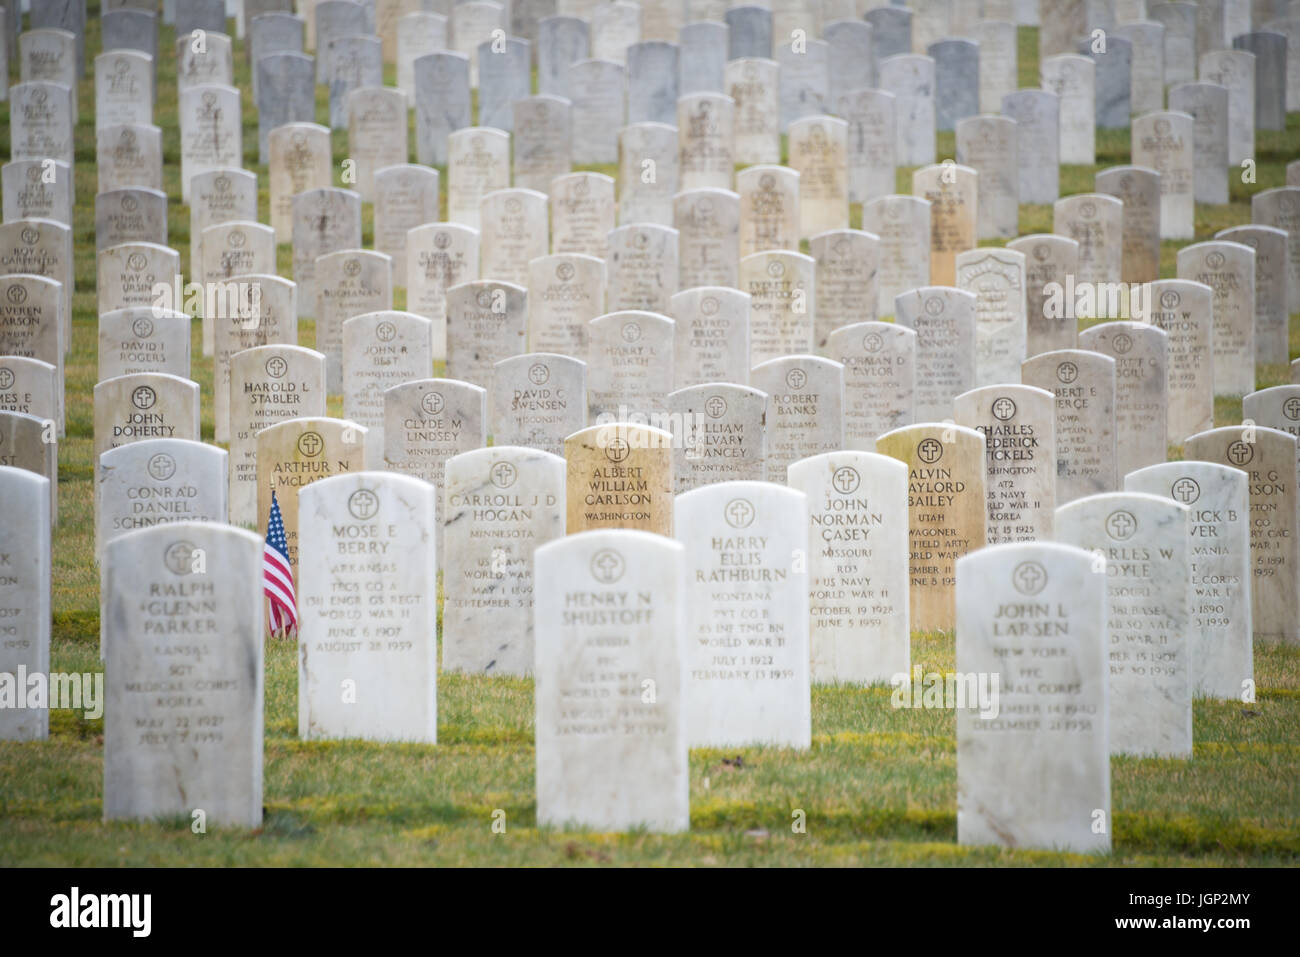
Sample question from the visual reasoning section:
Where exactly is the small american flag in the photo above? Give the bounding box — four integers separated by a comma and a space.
264, 491, 298, 638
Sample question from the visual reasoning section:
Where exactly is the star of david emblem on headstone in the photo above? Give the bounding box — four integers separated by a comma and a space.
1057, 361, 1078, 384
832, 466, 860, 494
1227, 441, 1253, 466
590, 548, 625, 584
490, 462, 518, 489
1283, 398, 1300, 421
917, 438, 943, 464
297, 431, 324, 457
422, 391, 445, 416
348, 488, 380, 520
705, 395, 727, 418
724, 498, 755, 528
1171, 477, 1200, 504
1105, 510, 1137, 541
785, 368, 807, 390
147, 454, 176, 481
528, 363, 550, 385
992, 396, 1017, 421
1012, 560, 1048, 596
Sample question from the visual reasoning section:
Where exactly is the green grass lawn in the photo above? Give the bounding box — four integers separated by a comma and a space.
1, 13, 1298, 866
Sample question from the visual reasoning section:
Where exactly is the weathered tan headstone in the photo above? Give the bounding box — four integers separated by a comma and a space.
912, 164, 977, 287
876, 423, 988, 632
1184, 425, 1300, 645
563, 422, 674, 535
256, 416, 370, 567
269, 123, 332, 243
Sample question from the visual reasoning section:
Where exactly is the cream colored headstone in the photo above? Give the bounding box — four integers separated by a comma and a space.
255, 417, 370, 567
1184, 426, 1300, 645
563, 422, 674, 535
876, 423, 988, 632
912, 163, 977, 287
